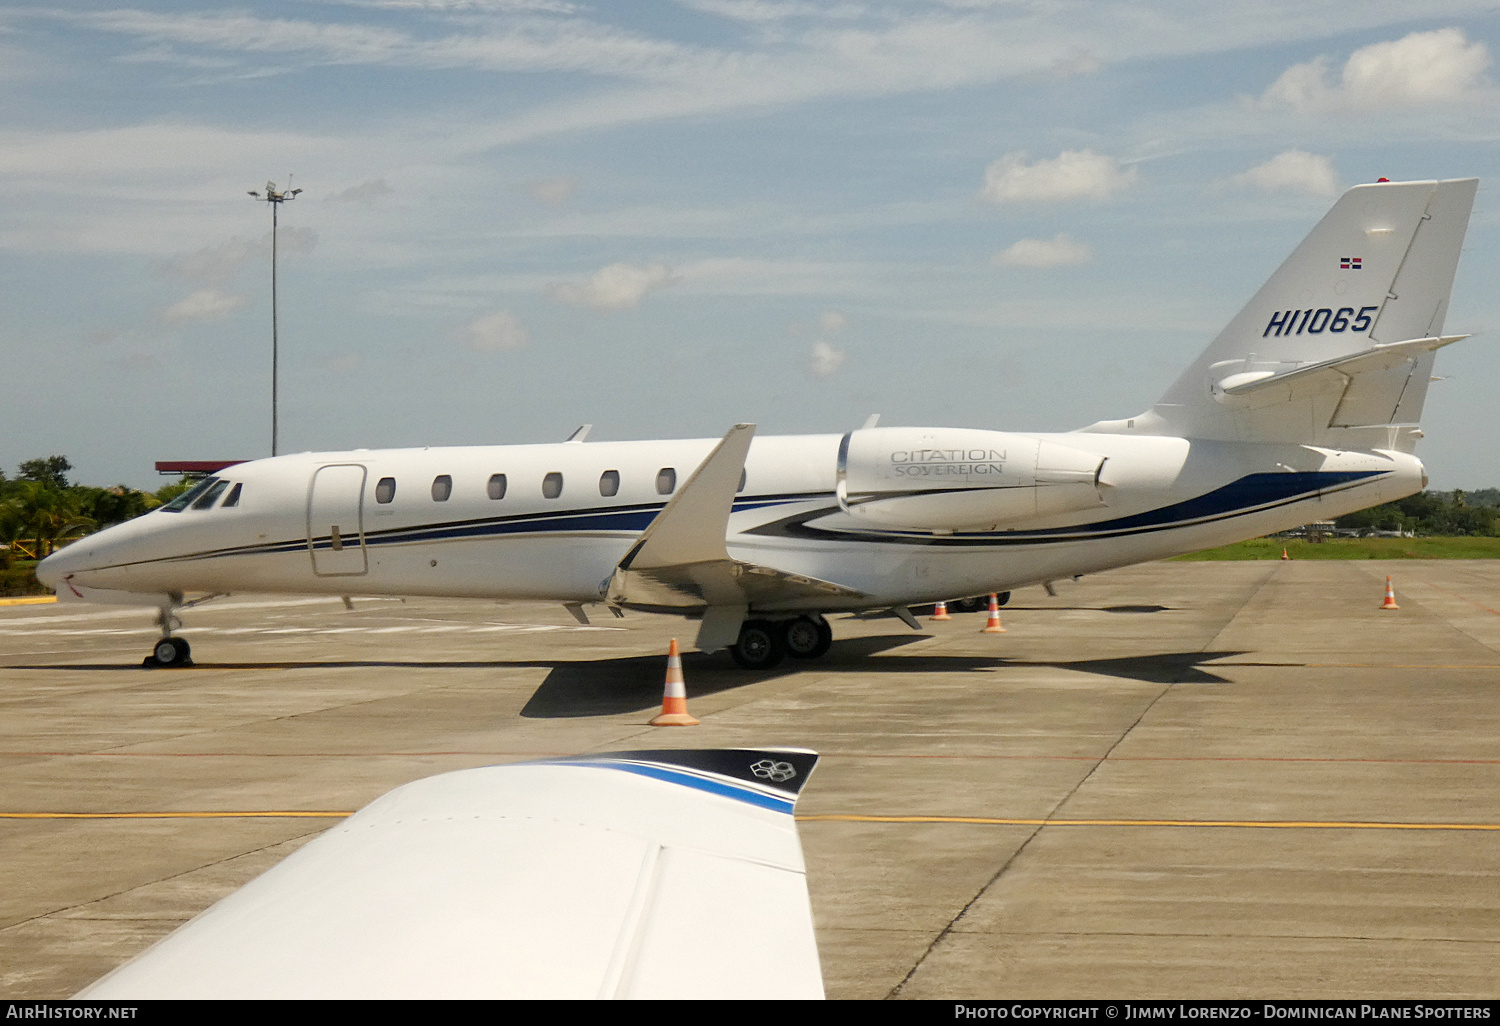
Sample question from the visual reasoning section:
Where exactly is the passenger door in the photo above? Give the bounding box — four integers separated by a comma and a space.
308, 464, 368, 576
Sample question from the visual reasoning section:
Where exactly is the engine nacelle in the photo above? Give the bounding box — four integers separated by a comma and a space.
837, 427, 1107, 531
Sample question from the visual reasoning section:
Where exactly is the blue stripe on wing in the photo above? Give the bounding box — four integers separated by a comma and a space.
565, 760, 797, 814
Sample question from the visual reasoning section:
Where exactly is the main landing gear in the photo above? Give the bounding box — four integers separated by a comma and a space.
144, 606, 192, 668
955, 592, 1009, 613
729, 615, 833, 670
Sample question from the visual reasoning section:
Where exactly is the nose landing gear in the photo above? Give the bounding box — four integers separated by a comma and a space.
144, 606, 192, 668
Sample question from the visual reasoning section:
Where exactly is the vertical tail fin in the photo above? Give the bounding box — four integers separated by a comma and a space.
1133, 178, 1477, 448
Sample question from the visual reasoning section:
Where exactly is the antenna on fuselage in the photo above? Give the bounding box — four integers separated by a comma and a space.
565, 424, 593, 443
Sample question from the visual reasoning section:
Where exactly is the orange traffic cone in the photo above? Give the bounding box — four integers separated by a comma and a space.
981, 593, 1007, 633
1379, 576, 1400, 610
932, 600, 952, 621
1281, 547, 1290, 560
650, 639, 699, 725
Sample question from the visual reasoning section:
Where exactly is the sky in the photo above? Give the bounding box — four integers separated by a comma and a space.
1, 1, 1497, 491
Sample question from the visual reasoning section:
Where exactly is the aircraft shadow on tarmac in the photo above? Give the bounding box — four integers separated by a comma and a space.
518, 642, 1248, 718
5, 640, 1246, 717
520, 634, 921, 718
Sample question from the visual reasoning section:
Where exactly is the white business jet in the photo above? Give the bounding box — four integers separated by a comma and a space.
38, 178, 1478, 669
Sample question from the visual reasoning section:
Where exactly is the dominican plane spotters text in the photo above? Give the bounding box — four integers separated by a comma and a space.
38, 178, 1479, 669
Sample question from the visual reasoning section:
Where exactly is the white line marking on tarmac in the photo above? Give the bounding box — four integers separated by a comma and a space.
0, 596, 403, 626
0, 622, 620, 637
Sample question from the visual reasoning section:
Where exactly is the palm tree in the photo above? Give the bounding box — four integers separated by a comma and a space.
11, 481, 95, 560
0, 498, 25, 569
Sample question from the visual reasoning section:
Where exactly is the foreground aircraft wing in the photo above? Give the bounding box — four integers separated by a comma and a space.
607, 423, 862, 614
79, 749, 824, 1000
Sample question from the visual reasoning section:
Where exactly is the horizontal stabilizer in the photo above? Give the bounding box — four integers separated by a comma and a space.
79, 749, 825, 999
1216, 335, 1469, 398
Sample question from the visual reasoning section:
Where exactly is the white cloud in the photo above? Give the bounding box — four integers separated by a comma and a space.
273, 226, 320, 256
546, 262, 678, 311
327, 179, 394, 204
1260, 28, 1491, 111
463, 309, 530, 351
809, 339, 845, 378
163, 229, 317, 288
526, 178, 576, 205
674, 0, 860, 21
1231, 151, 1338, 196
818, 309, 847, 333
980, 150, 1136, 205
161, 288, 250, 323
164, 237, 260, 287
332, 1, 579, 11
992, 234, 1092, 268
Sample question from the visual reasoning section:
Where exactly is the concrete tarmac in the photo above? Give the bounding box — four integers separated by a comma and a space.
1, 559, 1497, 999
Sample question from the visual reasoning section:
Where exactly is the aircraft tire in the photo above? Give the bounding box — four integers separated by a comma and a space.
730, 620, 785, 670
149, 637, 192, 668
782, 616, 832, 659
997, 591, 1011, 607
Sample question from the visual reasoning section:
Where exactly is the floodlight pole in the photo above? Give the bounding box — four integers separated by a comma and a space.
247, 180, 301, 457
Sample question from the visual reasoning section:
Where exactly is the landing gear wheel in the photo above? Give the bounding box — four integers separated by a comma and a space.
782, 616, 833, 659
147, 636, 192, 668
730, 619, 785, 670
996, 591, 1011, 607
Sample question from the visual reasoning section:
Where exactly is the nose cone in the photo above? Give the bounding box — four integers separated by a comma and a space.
35, 546, 72, 589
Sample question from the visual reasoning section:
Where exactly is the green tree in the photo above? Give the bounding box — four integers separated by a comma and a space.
10, 481, 94, 558
18, 456, 72, 489
154, 478, 194, 505
0, 497, 24, 569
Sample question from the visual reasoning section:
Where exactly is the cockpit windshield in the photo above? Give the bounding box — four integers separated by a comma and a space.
160, 477, 220, 513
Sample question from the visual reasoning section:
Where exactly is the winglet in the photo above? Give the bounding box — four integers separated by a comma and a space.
618, 424, 755, 571
608, 423, 862, 627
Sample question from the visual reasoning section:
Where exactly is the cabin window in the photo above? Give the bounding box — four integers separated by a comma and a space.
431, 475, 452, 502
375, 477, 396, 504
220, 483, 243, 508
655, 467, 677, 495
160, 477, 219, 513
191, 479, 229, 510
738, 469, 746, 493
487, 473, 507, 500
599, 470, 620, 497
542, 472, 564, 499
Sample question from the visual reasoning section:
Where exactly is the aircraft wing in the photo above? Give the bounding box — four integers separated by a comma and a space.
78, 749, 825, 1000
607, 423, 862, 612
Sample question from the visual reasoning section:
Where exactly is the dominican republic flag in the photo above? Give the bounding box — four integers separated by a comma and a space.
1340, 257, 1363, 270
